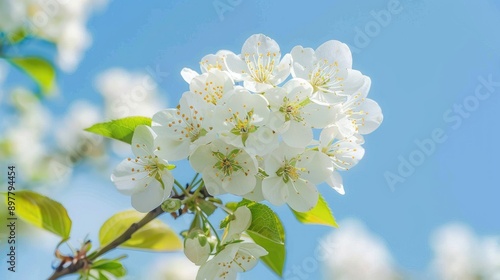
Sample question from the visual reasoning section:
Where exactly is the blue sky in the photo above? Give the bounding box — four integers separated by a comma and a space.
2, 0, 500, 279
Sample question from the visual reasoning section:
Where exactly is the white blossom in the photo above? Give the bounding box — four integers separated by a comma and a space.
262, 143, 332, 212
189, 140, 258, 196
291, 40, 371, 106
153, 91, 214, 161
225, 34, 291, 92
431, 223, 500, 280
321, 219, 398, 280
196, 242, 267, 280
318, 126, 365, 194
212, 88, 278, 156
181, 50, 236, 84
111, 125, 174, 212
265, 78, 335, 148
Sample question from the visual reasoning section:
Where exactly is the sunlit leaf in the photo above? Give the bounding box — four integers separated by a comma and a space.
99, 210, 182, 251
291, 194, 338, 227
7, 56, 56, 94
85, 117, 152, 144
91, 258, 127, 278
237, 200, 286, 276
1, 190, 71, 239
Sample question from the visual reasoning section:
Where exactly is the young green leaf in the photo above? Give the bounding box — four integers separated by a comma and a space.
291, 194, 338, 227
198, 199, 217, 216
1, 190, 71, 239
84, 117, 152, 144
237, 200, 286, 277
6, 56, 56, 94
99, 209, 182, 251
91, 258, 127, 278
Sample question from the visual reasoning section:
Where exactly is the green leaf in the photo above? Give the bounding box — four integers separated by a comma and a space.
99, 210, 182, 251
198, 199, 217, 216
291, 194, 338, 227
1, 190, 71, 239
84, 116, 152, 144
6, 29, 28, 44
237, 200, 286, 276
91, 258, 127, 277
7, 56, 56, 94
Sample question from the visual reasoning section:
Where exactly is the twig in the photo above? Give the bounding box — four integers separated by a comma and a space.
47, 205, 165, 280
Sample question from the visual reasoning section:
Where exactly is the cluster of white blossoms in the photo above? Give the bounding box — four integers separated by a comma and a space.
110, 34, 382, 279
0, 0, 108, 71
112, 33, 383, 212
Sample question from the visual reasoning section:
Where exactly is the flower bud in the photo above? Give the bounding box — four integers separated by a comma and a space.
161, 198, 181, 212
184, 230, 211, 265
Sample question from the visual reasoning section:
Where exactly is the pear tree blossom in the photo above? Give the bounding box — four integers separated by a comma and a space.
111, 125, 174, 212
225, 34, 292, 92
72, 33, 384, 280
212, 88, 278, 155
195, 206, 267, 280
152, 91, 214, 161
291, 40, 371, 106
264, 78, 335, 148
189, 139, 258, 196
181, 50, 236, 83
318, 126, 365, 194
262, 143, 333, 212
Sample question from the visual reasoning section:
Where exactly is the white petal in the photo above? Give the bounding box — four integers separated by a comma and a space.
262, 176, 288, 206
221, 172, 256, 196
242, 34, 280, 58
200, 169, 226, 196
356, 99, 383, 134
302, 102, 337, 128
243, 80, 273, 92
315, 40, 352, 70
224, 52, 248, 81
181, 67, 199, 84
282, 121, 313, 148
189, 144, 216, 173
290, 45, 315, 79
185, 237, 211, 265
342, 69, 371, 97
225, 206, 252, 241
272, 53, 292, 85
131, 179, 166, 212
286, 180, 319, 212
243, 178, 265, 202
326, 171, 345, 195
298, 150, 333, 184
131, 125, 155, 157
111, 159, 149, 195
154, 135, 191, 161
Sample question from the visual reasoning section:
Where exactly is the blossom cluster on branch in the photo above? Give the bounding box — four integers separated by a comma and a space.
107, 33, 383, 279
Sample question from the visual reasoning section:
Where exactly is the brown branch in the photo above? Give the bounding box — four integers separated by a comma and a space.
47, 205, 165, 280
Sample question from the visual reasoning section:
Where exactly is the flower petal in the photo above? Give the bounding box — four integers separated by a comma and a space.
286, 179, 319, 212
131, 125, 156, 157
131, 179, 166, 212
262, 176, 288, 206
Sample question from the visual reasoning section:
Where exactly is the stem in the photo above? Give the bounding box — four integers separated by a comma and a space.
198, 208, 221, 245
188, 173, 200, 191
47, 205, 165, 280
214, 203, 233, 215
174, 179, 190, 196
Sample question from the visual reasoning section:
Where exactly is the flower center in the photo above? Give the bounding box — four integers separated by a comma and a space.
276, 158, 301, 183
212, 149, 244, 178
308, 59, 343, 93
229, 110, 258, 145
244, 51, 278, 83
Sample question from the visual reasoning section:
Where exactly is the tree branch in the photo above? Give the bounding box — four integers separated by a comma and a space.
47, 205, 165, 280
